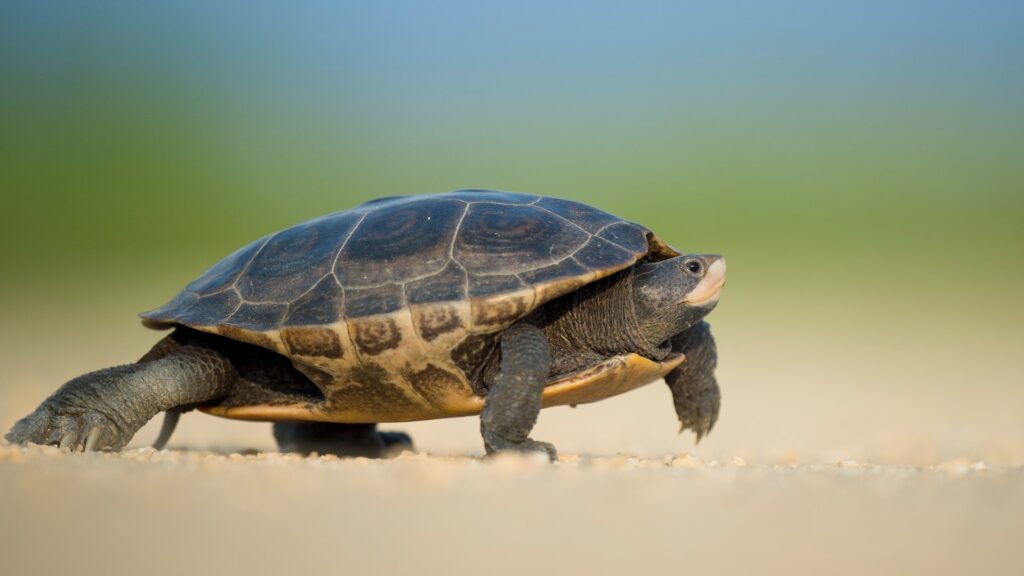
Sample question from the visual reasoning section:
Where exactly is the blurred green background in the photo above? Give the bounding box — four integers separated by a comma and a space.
2, 1, 1022, 458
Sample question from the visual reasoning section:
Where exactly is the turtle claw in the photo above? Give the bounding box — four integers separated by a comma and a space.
673, 377, 720, 445
84, 427, 104, 452
485, 438, 558, 462
58, 431, 77, 451
694, 419, 714, 444
679, 413, 716, 444
517, 440, 558, 461
5, 404, 127, 453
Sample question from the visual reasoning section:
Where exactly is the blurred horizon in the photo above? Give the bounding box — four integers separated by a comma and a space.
1, 1, 1022, 458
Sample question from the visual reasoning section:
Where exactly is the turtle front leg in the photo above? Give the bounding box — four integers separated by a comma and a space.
5, 337, 237, 451
665, 321, 720, 442
480, 322, 556, 460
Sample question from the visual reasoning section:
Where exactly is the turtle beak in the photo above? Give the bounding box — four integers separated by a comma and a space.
681, 255, 726, 306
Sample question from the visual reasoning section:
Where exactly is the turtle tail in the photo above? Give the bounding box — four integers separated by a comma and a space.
152, 410, 181, 450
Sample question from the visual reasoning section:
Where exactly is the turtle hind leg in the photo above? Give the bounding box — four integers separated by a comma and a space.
5, 335, 238, 452
272, 422, 413, 458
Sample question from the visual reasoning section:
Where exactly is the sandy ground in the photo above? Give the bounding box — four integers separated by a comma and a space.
2, 301, 1023, 575
1, 444, 1022, 576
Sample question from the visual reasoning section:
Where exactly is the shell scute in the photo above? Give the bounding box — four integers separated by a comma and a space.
572, 236, 636, 269
283, 276, 344, 326
412, 303, 466, 342
349, 316, 404, 356
185, 236, 268, 295
237, 213, 353, 302
467, 273, 526, 298
281, 326, 344, 359
405, 261, 468, 305
343, 284, 403, 318
533, 196, 622, 233
595, 221, 651, 255
453, 203, 589, 275
176, 290, 240, 327
226, 302, 288, 331
335, 198, 464, 288
518, 257, 590, 286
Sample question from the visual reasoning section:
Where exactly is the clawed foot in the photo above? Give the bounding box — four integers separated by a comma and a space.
273, 422, 414, 458
5, 404, 130, 452
676, 384, 720, 443
484, 436, 558, 462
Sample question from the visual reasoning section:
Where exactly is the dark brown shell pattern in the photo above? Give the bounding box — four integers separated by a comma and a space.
141, 190, 675, 420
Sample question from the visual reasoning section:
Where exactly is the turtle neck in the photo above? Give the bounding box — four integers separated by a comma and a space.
537, 268, 670, 376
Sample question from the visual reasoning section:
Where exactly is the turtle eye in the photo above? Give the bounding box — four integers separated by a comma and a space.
684, 259, 703, 276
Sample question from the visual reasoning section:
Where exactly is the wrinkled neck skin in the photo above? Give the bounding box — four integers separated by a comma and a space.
537, 267, 708, 376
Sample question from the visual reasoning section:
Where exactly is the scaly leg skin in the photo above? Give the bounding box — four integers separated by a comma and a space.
273, 422, 413, 458
665, 321, 720, 442
480, 322, 556, 461
4, 337, 237, 452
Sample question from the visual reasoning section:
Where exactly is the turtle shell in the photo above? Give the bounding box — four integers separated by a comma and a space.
141, 190, 681, 422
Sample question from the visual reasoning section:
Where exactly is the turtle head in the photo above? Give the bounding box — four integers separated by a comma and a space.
632, 254, 726, 343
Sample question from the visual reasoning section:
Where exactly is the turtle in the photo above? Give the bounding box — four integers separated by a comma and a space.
6, 190, 725, 459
